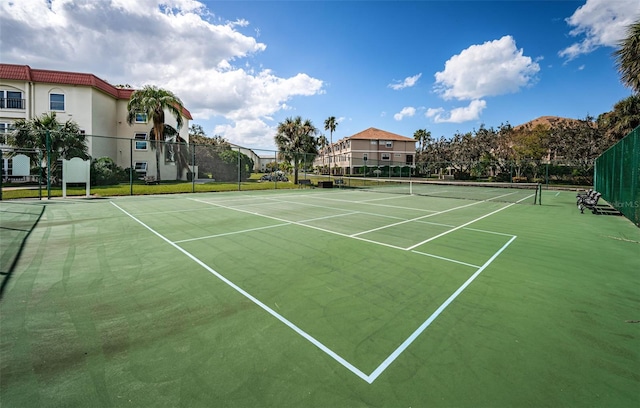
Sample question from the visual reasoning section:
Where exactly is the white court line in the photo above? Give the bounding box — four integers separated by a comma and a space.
366, 235, 517, 383
411, 250, 481, 269
299, 212, 360, 223
174, 222, 291, 244
306, 195, 438, 213
263, 196, 423, 222
189, 198, 354, 239
358, 195, 415, 203
463, 227, 516, 237
406, 203, 514, 250
142, 207, 221, 216
405, 193, 534, 251
111, 201, 371, 383
112, 200, 518, 384
192, 197, 410, 251
351, 200, 487, 237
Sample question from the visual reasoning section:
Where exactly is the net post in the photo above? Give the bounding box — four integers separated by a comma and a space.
537, 183, 542, 205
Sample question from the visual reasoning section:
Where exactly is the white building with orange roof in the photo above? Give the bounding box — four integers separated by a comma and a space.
0, 64, 193, 181
314, 127, 416, 176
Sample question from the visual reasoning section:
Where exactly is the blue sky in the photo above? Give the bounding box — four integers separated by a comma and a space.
2, 0, 639, 151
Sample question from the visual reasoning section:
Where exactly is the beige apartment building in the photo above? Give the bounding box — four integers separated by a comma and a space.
314, 127, 416, 176
0, 64, 192, 180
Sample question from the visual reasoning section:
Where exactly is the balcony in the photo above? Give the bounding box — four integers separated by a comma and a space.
0, 98, 25, 109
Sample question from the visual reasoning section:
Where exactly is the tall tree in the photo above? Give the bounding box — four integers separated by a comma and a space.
413, 129, 431, 153
413, 129, 431, 175
317, 134, 328, 172
9, 112, 89, 183
187, 126, 239, 180
597, 94, 640, 142
613, 20, 640, 93
126, 85, 185, 181
324, 116, 338, 175
275, 116, 318, 184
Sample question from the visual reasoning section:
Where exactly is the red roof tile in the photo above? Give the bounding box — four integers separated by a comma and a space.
0, 64, 192, 119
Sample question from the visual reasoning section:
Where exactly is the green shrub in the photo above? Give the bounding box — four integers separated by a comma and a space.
91, 157, 128, 186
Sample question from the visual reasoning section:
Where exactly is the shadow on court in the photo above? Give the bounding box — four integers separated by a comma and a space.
0, 203, 45, 300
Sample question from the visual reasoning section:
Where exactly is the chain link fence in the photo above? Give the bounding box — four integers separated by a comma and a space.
3, 131, 601, 200
595, 126, 639, 226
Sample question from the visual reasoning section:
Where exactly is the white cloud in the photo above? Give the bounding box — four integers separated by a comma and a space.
425, 107, 444, 118
388, 73, 422, 90
0, 0, 324, 149
559, 0, 640, 60
393, 107, 417, 121
434, 35, 539, 101
213, 119, 277, 150
426, 100, 487, 124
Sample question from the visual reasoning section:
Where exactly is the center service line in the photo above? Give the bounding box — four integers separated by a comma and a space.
366, 235, 518, 383
110, 201, 371, 383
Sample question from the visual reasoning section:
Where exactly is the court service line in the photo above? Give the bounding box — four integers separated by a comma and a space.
411, 251, 481, 269
367, 235, 517, 383
310, 195, 438, 213
351, 200, 488, 237
110, 201, 371, 383
406, 203, 514, 250
463, 227, 516, 237
189, 198, 354, 239
191, 197, 411, 251
405, 193, 533, 250
299, 212, 360, 223
262, 196, 420, 222
173, 222, 291, 244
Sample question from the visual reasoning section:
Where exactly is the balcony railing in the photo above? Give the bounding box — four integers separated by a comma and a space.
0, 98, 25, 109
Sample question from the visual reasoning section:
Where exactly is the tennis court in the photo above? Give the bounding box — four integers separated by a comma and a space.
1, 185, 638, 407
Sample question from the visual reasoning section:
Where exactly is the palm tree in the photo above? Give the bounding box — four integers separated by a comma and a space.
317, 134, 328, 173
275, 116, 318, 184
613, 19, 640, 93
324, 116, 338, 175
151, 124, 192, 180
597, 94, 640, 142
413, 129, 431, 175
126, 85, 185, 181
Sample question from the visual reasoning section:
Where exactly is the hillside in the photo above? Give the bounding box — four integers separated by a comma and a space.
514, 116, 585, 130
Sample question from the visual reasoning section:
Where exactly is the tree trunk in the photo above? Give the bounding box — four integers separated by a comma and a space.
155, 141, 161, 181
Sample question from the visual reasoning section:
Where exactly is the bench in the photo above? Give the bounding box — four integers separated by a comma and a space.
298, 179, 313, 188
144, 176, 159, 185
576, 189, 601, 213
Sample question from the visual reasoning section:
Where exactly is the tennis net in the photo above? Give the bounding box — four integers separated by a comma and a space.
337, 177, 541, 204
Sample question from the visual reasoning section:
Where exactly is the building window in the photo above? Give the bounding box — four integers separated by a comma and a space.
406, 154, 414, 165
135, 113, 147, 123
50, 93, 65, 111
370, 140, 377, 145
0, 123, 11, 144
385, 141, 393, 148
1, 91, 24, 109
382, 153, 390, 161
134, 161, 147, 175
134, 133, 148, 150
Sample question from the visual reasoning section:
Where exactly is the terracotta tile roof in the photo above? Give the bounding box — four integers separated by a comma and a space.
0, 63, 192, 119
346, 127, 415, 142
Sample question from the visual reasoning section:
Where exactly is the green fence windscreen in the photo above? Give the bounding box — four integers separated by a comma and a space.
594, 126, 640, 227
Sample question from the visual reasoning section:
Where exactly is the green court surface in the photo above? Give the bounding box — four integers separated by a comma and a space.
1, 188, 638, 407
